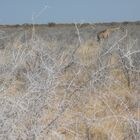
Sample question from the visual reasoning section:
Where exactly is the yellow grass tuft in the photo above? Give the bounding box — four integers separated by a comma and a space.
76, 39, 100, 65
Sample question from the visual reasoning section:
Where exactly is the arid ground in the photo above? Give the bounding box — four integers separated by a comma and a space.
0, 22, 140, 140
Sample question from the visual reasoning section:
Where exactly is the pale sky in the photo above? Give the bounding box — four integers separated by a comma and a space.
0, 0, 140, 24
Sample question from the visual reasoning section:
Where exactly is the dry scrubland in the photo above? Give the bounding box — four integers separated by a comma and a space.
0, 22, 140, 140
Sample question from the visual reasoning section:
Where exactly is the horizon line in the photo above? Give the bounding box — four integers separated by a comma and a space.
0, 20, 140, 26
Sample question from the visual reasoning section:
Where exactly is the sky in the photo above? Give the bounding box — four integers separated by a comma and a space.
0, 0, 140, 24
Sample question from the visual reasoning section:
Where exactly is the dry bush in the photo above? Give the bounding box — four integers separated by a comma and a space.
0, 26, 140, 140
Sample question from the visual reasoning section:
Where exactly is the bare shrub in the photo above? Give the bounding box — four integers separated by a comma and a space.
0, 25, 140, 140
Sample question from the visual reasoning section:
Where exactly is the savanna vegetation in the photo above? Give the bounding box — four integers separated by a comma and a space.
0, 23, 140, 140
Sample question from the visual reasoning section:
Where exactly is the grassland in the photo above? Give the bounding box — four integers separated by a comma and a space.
0, 22, 140, 140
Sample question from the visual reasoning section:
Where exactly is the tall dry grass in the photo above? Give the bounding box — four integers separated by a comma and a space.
0, 25, 139, 140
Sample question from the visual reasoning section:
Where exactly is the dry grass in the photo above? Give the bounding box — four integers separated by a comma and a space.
0, 27, 140, 140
